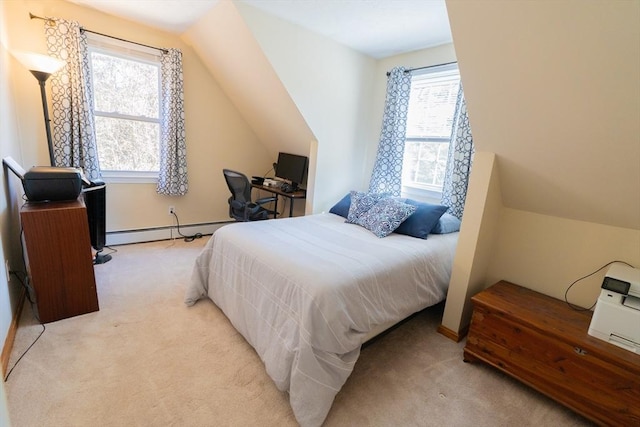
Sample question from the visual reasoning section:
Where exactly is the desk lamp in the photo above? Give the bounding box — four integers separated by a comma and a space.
12, 51, 65, 166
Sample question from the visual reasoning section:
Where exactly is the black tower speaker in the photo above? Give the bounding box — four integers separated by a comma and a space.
84, 180, 111, 264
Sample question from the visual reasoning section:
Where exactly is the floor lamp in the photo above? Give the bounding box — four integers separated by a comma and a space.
12, 51, 65, 167
12, 51, 111, 265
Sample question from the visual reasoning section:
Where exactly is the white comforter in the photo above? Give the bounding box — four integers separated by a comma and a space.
185, 213, 458, 426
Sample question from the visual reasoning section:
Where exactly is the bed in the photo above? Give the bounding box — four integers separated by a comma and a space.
185, 212, 458, 426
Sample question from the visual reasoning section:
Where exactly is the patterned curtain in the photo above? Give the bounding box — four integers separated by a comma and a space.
45, 18, 101, 180
368, 67, 412, 196
157, 48, 188, 196
441, 84, 474, 219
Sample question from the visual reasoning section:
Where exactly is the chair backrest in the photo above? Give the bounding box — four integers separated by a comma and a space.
223, 169, 251, 204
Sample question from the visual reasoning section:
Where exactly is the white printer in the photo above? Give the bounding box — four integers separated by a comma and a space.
588, 263, 640, 353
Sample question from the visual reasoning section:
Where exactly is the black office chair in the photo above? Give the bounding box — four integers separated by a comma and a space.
223, 169, 277, 221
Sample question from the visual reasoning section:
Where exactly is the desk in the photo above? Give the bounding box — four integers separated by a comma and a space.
251, 184, 306, 218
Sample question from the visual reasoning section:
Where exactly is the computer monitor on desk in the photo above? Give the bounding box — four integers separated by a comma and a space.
275, 152, 308, 192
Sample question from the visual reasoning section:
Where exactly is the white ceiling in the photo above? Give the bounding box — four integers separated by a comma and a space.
68, 0, 452, 58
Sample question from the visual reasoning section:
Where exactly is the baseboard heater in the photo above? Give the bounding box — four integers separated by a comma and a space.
106, 221, 232, 246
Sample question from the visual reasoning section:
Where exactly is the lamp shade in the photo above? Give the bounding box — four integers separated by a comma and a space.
12, 50, 65, 74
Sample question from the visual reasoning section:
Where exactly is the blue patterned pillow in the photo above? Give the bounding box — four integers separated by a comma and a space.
431, 213, 461, 234
346, 191, 388, 223
356, 198, 417, 238
393, 199, 448, 239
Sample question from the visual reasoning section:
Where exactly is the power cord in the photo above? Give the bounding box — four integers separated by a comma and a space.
17, 229, 37, 311
10, 271, 35, 308
4, 323, 45, 382
170, 211, 203, 242
263, 164, 276, 178
564, 260, 635, 311
4, 270, 45, 382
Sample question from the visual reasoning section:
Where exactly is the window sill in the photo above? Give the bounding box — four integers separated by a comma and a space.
401, 185, 442, 204
100, 171, 158, 184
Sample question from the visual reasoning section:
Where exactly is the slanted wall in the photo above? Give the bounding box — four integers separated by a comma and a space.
229, 1, 377, 213
444, 0, 640, 334
182, 0, 317, 212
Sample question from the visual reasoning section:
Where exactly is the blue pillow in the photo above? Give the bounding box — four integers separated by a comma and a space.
355, 198, 417, 238
346, 191, 388, 223
328, 193, 351, 218
394, 199, 448, 239
431, 213, 461, 234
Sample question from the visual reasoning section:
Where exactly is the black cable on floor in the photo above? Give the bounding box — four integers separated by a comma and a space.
3, 323, 45, 382
171, 211, 203, 242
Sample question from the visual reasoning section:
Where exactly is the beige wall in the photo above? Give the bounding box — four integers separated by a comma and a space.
487, 207, 640, 308
447, 0, 639, 230
0, 0, 275, 357
441, 152, 502, 332
183, 1, 315, 164
4, 0, 272, 233
441, 0, 640, 333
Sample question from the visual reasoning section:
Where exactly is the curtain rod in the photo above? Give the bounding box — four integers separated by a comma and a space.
29, 13, 168, 54
386, 61, 458, 76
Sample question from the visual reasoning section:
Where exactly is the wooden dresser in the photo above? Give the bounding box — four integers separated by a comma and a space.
21, 199, 99, 323
464, 281, 640, 426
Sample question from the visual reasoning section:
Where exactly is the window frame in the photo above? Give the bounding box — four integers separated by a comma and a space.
402, 62, 460, 201
86, 33, 163, 184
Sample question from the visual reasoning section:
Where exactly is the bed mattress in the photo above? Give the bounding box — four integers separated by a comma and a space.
185, 213, 458, 426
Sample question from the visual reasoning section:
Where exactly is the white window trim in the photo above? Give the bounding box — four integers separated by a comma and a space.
411, 62, 459, 78
402, 63, 460, 202
87, 32, 162, 183
100, 170, 158, 184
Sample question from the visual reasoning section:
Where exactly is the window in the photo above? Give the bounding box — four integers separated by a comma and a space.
402, 63, 460, 199
87, 33, 161, 182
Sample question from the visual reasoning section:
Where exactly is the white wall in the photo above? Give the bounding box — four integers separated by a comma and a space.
235, 1, 377, 213
0, 0, 28, 375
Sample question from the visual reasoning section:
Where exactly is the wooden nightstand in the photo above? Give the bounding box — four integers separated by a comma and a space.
464, 281, 640, 426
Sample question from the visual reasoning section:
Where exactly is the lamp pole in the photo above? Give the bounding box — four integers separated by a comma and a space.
30, 70, 55, 166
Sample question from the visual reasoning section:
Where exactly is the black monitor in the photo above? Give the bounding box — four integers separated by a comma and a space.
275, 152, 308, 189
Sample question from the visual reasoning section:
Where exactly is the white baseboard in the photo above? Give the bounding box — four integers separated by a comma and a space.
105, 221, 231, 246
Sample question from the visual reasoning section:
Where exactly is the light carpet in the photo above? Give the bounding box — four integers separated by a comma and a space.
5, 237, 593, 426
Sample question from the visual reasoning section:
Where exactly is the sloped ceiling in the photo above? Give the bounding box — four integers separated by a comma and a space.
68, 0, 452, 58
181, 0, 315, 159
239, 0, 451, 58
65, 0, 640, 230
447, 0, 640, 230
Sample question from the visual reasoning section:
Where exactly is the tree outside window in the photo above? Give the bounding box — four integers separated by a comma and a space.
403, 65, 460, 199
